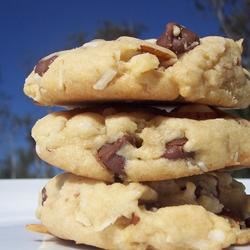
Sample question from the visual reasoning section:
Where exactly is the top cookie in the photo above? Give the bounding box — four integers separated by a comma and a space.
23, 23, 250, 108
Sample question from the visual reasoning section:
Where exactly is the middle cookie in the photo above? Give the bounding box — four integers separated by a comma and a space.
32, 105, 250, 182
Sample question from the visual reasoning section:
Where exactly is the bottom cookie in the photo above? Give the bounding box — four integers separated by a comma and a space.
33, 172, 250, 250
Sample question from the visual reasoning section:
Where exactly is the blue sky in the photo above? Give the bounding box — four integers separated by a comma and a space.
1, 0, 220, 117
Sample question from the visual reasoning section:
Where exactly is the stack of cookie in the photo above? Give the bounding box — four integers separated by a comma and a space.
24, 23, 250, 250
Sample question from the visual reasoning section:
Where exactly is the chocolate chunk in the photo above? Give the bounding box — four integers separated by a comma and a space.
162, 137, 194, 160
245, 218, 250, 228
211, 175, 220, 198
195, 177, 219, 199
102, 154, 125, 176
220, 208, 242, 222
130, 213, 140, 225
34, 55, 58, 76
138, 199, 159, 210
97, 135, 142, 176
41, 187, 47, 206
156, 22, 200, 55
195, 185, 202, 198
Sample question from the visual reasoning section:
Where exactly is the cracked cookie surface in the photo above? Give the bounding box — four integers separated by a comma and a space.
24, 36, 250, 108
32, 105, 250, 182
36, 172, 250, 250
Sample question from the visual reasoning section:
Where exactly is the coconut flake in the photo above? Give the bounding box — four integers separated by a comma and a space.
244, 68, 250, 80
233, 152, 239, 162
93, 69, 117, 90
208, 229, 225, 242
197, 161, 208, 172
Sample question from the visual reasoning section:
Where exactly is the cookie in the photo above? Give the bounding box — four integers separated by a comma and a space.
34, 172, 250, 250
31, 104, 250, 182
23, 24, 250, 108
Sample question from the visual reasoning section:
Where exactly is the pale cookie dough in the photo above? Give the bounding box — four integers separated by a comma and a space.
23, 35, 250, 108
35, 172, 250, 250
31, 105, 250, 182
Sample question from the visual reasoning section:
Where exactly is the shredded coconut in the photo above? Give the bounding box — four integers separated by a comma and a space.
197, 161, 208, 172
233, 152, 239, 162
208, 229, 225, 242
93, 69, 117, 90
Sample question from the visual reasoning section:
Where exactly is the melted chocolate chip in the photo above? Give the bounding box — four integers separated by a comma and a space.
41, 187, 48, 206
170, 111, 220, 120
169, 105, 228, 120
34, 55, 58, 76
162, 138, 194, 160
97, 135, 141, 176
156, 22, 200, 55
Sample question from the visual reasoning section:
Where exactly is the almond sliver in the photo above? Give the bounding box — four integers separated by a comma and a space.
140, 43, 177, 63
26, 224, 50, 234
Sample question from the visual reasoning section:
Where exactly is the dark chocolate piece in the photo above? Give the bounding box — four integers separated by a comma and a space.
41, 187, 48, 206
34, 55, 58, 76
162, 138, 194, 160
130, 213, 140, 225
156, 22, 200, 55
97, 135, 142, 176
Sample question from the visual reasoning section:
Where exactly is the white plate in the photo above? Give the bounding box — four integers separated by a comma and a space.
0, 179, 249, 249
0, 179, 95, 249
0, 223, 96, 250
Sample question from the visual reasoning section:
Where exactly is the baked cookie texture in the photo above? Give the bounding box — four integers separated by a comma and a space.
36, 172, 250, 250
24, 36, 250, 108
32, 105, 250, 182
